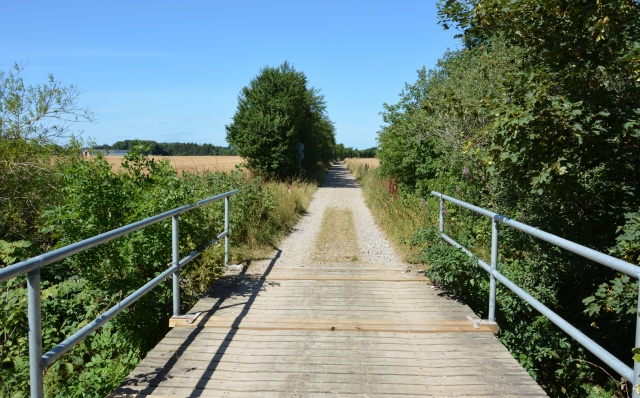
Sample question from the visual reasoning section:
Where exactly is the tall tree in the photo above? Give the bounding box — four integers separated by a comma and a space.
0, 64, 93, 240
226, 62, 335, 179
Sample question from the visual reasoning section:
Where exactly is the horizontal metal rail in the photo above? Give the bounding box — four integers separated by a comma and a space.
0, 190, 238, 283
431, 191, 640, 397
1, 189, 238, 397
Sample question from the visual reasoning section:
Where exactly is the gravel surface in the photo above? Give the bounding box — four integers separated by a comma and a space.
254, 162, 405, 268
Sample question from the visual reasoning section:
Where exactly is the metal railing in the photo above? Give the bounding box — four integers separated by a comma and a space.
0, 189, 238, 398
431, 191, 640, 397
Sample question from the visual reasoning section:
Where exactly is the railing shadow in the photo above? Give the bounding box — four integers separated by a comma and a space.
114, 249, 282, 395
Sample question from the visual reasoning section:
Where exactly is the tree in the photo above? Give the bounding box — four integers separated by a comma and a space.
226, 62, 335, 179
387, 2, 640, 395
0, 64, 93, 241
437, 0, 640, 202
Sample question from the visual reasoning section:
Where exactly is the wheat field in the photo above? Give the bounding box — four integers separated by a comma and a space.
343, 157, 379, 169
104, 155, 245, 174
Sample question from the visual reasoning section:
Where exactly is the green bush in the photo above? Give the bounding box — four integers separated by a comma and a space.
1, 147, 314, 396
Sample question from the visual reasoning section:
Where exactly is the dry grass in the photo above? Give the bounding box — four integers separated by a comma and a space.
104, 155, 244, 174
231, 180, 318, 264
344, 158, 379, 181
344, 158, 379, 169
312, 207, 360, 263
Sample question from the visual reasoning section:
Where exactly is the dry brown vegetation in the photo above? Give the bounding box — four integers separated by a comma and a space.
104, 155, 244, 174
344, 158, 379, 181
343, 157, 379, 169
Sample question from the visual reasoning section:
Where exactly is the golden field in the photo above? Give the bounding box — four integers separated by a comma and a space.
105, 155, 245, 174
343, 157, 379, 169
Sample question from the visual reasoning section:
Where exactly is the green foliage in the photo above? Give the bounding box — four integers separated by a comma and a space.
226, 61, 336, 179
2, 148, 314, 396
1, 277, 29, 396
0, 240, 31, 265
409, 226, 488, 308
374, 2, 640, 396
0, 65, 92, 242
611, 211, 640, 266
0, 64, 93, 143
378, 40, 520, 198
580, 211, 640, 373
40, 149, 210, 351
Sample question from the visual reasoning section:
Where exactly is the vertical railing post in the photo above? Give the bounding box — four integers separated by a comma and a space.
224, 196, 230, 268
633, 281, 640, 398
489, 216, 499, 323
27, 269, 44, 398
172, 215, 180, 317
439, 195, 444, 235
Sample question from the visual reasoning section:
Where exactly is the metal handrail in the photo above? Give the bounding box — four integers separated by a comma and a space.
0, 189, 238, 397
431, 191, 640, 397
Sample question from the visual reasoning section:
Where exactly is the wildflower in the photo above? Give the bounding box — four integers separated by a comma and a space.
455, 186, 461, 193
463, 166, 469, 175
420, 197, 426, 203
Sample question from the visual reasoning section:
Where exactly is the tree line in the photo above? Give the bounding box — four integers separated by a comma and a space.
93, 140, 377, 161
376, 1, 639, 396
334, 144, 377, 160
94, 140, 237, 156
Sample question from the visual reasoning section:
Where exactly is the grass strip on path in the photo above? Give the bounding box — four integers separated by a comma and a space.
312, 207, 360, 263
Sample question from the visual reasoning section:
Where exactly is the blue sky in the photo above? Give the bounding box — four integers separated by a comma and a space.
1, 1, 459, 149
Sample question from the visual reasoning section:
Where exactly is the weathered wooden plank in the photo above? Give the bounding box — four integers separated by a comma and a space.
129, 359, 534, 377
237, 275, 429, 281
117, 369, 542, 388
153, 329, 504, 352
150, 342, 508, 356
114, 248, 543, 395
169, 316, 497, 333
145, 346, 517, 361
113, 377, 547, 396
137, 352, 534, 371
112, 390, 547, 398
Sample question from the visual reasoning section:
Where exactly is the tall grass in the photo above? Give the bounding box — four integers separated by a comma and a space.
235, 179, 316, 262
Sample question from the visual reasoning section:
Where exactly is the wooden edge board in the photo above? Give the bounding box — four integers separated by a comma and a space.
236, 275, 428, 282
170, 317, 497, 333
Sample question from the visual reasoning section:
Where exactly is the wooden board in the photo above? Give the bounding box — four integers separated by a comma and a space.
111, 261, 544, 397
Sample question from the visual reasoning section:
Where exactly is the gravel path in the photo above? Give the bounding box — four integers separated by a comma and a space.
253, 162, 405, 269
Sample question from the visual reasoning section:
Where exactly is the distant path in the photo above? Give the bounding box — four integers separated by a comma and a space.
111, 162, 547, 397
249, 161, 404, 273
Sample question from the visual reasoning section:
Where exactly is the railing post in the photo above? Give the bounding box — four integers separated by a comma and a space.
172, 215, 180, 317
439, 195, 444, 235
633, 281, 640, 398
224, 196, 230, 267
27, 269, 44, 398
489, 216, 499, 323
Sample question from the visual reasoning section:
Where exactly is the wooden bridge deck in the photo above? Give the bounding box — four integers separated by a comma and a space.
111, 259, 547, 397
